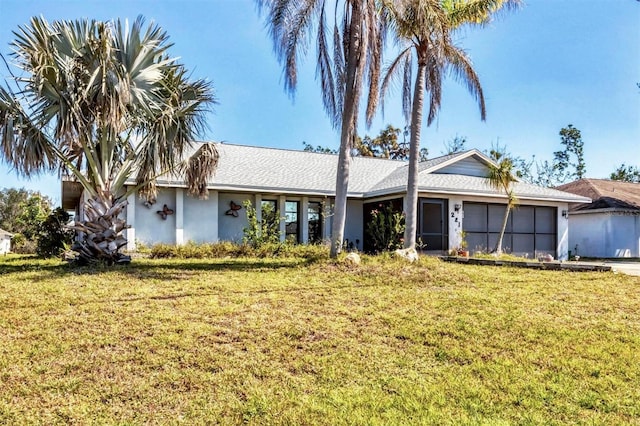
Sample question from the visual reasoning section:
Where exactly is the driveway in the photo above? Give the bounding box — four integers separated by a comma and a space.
579, 261, 640, 277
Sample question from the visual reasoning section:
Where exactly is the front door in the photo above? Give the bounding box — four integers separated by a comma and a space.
418, 199, 448, 251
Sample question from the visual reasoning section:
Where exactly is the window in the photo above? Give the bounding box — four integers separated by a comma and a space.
308, 202, 322, 243
285, 201, 299, 242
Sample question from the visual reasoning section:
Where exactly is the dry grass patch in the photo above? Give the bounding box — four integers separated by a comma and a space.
0, 254, 638, 424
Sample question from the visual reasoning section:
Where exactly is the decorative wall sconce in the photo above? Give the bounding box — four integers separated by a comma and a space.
157, 204, 174, 220
562, 210, 569, 218
454, 204, 462, 212
225, 201, 242, 217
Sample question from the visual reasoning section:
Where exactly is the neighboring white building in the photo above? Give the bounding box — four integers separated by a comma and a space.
0, 228, 12, 254
62, 143, 589, 260
556, 179, 640, 258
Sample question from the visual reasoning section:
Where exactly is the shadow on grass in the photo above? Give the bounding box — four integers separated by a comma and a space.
0, 256, 317, 282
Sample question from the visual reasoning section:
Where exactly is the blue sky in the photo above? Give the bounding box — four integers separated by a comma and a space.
1, 0, 638, 205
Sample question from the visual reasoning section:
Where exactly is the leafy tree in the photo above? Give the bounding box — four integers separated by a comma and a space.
256, 0, 385, 258
512, 125, 587, 187
442, 135, 467, 155
14, 194, 51, 241
36, 207, 74, 258
381, 0, 519, 250
303, 142, 337, 154
610, 164, 640, 182
487, 149, 517, 255
303, 125, 429, 160
555, 124, 586, 182
0, 17, 218, 264
0, 188, 51, 234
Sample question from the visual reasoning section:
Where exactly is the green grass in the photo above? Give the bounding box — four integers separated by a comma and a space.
0, 254, 638, 425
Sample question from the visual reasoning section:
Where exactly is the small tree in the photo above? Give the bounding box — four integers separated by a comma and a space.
487, 150, 518, 255
554, 124, 586, 182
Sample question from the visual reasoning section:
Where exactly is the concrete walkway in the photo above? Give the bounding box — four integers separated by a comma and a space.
588, 261, 640, 277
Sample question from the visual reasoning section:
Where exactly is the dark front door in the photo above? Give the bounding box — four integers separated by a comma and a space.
418, 199, 448, 251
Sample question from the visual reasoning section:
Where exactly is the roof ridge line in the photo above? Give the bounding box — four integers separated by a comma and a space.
584, 178, 604, 198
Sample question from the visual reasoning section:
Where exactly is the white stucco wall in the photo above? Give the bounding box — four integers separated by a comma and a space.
135, 188, 177, 246
184, 191, 219, 243
448, 196, 464, 250
569, 212, 640, 258
0, 237, 10, 254
344, 199, 363, 251
218, 192, 253, 243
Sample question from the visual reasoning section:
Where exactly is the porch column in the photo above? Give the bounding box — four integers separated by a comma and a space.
301, 197, 309, 243
175, 188, 184, 245
126, 192, 136, 251
557, 203, 569, 260
278, 195, 286, 242
211, 190, 219, 242
323, 199, 332, 240
255, 194, 262, 224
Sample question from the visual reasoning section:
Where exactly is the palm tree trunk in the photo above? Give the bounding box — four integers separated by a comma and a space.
493, 201, 511, 255
404, 64, 426, 249
330, 1, 366, 258
68, 193, 130, 264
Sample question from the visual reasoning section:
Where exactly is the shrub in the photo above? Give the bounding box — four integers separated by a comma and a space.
10, 233, 37, 254
365, 203, 405, 253
148, 241, 329, 261
242, 201, 281, 248
36, 208, 74, 258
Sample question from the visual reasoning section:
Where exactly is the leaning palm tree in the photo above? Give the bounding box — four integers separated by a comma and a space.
487, 150, 518, 255
256, 0, 385, 257
0, 16, 218, 264
380, 0, 519, 250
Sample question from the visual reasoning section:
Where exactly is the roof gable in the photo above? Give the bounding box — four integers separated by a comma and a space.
421, 149, 496, 176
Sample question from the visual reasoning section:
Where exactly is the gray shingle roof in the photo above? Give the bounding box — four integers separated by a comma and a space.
153, 142, 589, 203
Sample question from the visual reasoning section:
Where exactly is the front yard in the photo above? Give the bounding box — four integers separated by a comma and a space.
0, 255, 638, 424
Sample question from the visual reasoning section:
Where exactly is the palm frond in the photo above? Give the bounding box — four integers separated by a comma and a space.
184, 143, 219, 199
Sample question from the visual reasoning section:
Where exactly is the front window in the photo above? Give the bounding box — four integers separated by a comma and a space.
285, 201, 299, 243
308, 202, 322, 243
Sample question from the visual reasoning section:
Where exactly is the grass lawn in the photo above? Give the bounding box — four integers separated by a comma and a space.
0, 254, 638, 425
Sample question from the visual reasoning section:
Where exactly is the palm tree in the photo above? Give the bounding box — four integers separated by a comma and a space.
0, 16, 218, 264
380, 0, 519, 250
487, 150, 518, 255
255, 0, 385, 257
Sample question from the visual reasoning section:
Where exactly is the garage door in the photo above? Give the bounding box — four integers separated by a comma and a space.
463, 202, 556, 257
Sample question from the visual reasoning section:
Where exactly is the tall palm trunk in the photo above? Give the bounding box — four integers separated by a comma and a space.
404, 62, 427, 249
493, 197, 513, 255
330, 1, 367, 258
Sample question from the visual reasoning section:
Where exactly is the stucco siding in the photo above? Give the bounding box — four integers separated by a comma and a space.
0, 237, 10, 254
569, 212, 640, 258
135, 188, 177, 245
184, 192, 219, 243
344, 199, 363, 251
218, 193, 252, 243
